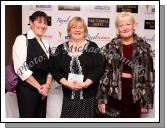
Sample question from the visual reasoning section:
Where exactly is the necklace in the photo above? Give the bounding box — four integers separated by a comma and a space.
63, 41, 89, 100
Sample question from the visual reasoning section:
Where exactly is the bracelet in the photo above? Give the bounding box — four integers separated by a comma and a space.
46, 83, 51, 89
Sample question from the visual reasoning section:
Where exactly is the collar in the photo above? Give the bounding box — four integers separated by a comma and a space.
27, 29, 36, 39
113, 33, 143, 48
26, 29, 45, 42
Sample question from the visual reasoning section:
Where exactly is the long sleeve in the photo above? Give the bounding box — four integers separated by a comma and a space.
86, 44, 104, 83
97, 45, 111, 104
142, 44, 154, 109
50, 45, 66, 83
12, 35, 33, 81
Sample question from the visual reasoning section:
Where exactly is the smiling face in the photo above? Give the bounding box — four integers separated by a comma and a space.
30, 17, 48, 38
115, 12, 136, 40
69, 21, 85, 41
67, 17, 88, 42
117, 16, 135, 39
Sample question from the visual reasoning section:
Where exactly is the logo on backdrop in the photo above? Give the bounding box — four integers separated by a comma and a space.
87, 33, 111, 41
88, 5, 111, 12
58, 5, 80, 11
48, 16, 52, 26
44, 35, 53, 39
143, 5, 155, 14
58, 31, 70, 43
88, 18, 110, 28
94, 5, 110, 11
30, 5, 52, 10
57, 16, 71, 26
143, 34, 155, 58
144, 20, 155, 30
143, 34, 155, 43
116, 5, 138, 13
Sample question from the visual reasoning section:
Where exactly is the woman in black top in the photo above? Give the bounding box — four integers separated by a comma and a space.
51, 17, 103, 118
13, 11, 52, 118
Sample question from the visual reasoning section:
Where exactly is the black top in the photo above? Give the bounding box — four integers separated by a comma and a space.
20, 38, 52, 91
51, 40, 104, 99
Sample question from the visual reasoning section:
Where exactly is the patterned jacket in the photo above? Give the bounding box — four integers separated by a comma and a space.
97, 33, 154, 108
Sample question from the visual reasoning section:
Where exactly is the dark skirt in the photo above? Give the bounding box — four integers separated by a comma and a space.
108, 78, 141, 118
61, 91, 97, 118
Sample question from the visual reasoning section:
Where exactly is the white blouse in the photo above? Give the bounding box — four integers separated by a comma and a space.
12, 29, 51, 81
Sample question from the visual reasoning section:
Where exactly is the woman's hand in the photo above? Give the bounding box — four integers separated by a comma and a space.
67, 81, 82, 91
74, 81, 87, 89
141, 107, 149, 114
60, 78, 82, 91
98, 103, 106, 114
39, 83, 50, 96
74, 79, 92, 89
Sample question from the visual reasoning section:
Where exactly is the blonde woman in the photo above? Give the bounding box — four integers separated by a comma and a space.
97, 12, 154, 118
51, 17, 103, 118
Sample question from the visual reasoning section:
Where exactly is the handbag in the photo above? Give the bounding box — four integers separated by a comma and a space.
5, 34, 28, 92
96, 105, 121, 118
5, 64, 19, 91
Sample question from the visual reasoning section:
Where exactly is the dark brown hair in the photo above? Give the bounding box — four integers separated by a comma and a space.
29, 11, 49, 25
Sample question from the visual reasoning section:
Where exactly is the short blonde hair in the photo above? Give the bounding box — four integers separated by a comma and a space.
115, 12, 136, 28
67, 17, 88, 37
